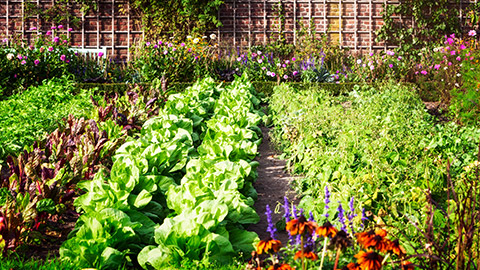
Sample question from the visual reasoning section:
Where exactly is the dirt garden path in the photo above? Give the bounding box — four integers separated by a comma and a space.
248, 126, 299, 244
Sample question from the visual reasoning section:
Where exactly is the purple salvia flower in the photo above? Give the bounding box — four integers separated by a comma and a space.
324, 186, 331, 218
361, 207, 368, 229
309, 211, 315, 222
265, 205, 277, 239
337, 202, 347, 232
283, 196, 291, 221
348, 197, 357, 234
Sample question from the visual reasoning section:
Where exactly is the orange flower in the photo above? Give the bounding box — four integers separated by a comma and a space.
401, 261, 415, 270
354, 250, 383, 270
293, 246, 318, 261
342, 262, 361, 270
356, 230, 376, 246
316, 221, 338, 238
268, 263, 295, 270
387, 239, 406, 257
286, 215, 318, 235
357, 229, 389, 252
256, 237, 282, 254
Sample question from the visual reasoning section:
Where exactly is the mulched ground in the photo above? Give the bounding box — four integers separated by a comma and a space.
248, 126, 298, 244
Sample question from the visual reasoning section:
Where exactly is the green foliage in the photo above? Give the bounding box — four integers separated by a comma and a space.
268, 82, 480, 246
448, 50, 480, 125
0, 77, 93, 164
376, 0, 461, 52
129, 0, 223, 39
61, 76, 262, 269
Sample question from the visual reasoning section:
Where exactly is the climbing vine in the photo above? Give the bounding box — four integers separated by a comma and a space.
376, 0, 462, 52
24, 0, 97, 27
128, 0, 223, 39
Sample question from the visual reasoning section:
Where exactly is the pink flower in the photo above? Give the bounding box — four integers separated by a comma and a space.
146, 42, 151, 46
153, 45, 158, 48
386, 50, 395, 56
163, 50, 168, 55
98, 52, 104, 58
448, 62, 452, 66
46, 31, 52, 36
60, 54, 66, 61
29, 27, 37, 30
456, 56, 462, 61
469, 30, 477, 36
271, 72, 276, 77
459, 44, 466, 50
450, 50, 456, 55
17, 54, 23, 60
293, 70, 298, 76
434, 64, 441, 70
63, 40, 68, 43
21, 60, 26, 65
282, 64, 286, 68
421, 70, 428, 75
470, 56, 474, 60
67, 28, 73, 32
51, 26, 56, 30
172, 47, 177, 52
292, 57, 296, 62
58, 25, 63, 29
369, 52, 374, 56
158, 40, 163, 45
34, 59, 40, 65
53, 37, 59, 42
388, 64, 393, 68
415, 71, 419, 75
283, 75, 288, 79
48, 47, 53, 52
180, 43, 185, 47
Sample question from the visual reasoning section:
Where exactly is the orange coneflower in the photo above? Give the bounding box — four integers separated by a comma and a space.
401, 261, 415, 270
286, 215, 318, 236
341, 262, 361, 270
294, 246, 318, 261
357, 229, 389, 252
354, 250, 383, 270
387, 239, 406, 257
268, 263, 295, 270
316, 221, 338, 238
256, 237, 282, 254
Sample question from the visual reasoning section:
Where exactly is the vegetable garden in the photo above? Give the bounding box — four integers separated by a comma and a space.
1, 2, 480, 270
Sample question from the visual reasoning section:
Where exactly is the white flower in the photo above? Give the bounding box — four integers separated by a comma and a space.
356, 59, 362, 64
187, 35, 192, 40
276, 63, 281, 67
257, 51, 262, 55
193, 38, 199, 44
209, 33, 217, 40
455, 83, 460, 87
6, 53, 14, 60
444, 67, 448, 70
202, 36, 207, 39
456, 73, 461, 77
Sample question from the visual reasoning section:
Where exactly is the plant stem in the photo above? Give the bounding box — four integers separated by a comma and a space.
301, 235, 305, 270
319, 237, 328, 270
333, 246, 341, 270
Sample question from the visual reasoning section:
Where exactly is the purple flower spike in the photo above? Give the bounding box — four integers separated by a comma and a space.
337, 202, 347, 232
284, 196, 291, 221
309, 211, 315, 222
265, 205, 277, 239
324, 186, 331, 218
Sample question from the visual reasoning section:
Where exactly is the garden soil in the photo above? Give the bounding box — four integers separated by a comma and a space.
248, 126, 299, 244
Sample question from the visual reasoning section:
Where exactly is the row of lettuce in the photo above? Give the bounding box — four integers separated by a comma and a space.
59, 76, 264, 269
268, 82, 480, 268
